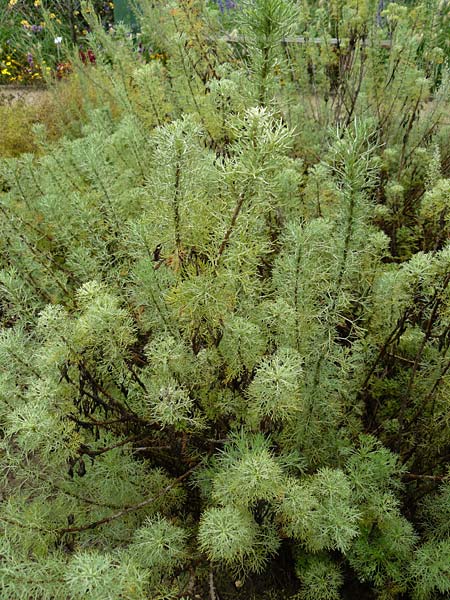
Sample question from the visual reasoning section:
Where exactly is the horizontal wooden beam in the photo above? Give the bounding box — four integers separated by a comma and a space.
218, 33, 392, 48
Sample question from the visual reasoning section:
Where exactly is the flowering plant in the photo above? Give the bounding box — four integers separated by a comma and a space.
0, 0, 114, 85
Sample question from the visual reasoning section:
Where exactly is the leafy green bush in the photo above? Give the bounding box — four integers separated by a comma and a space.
0, 0, 450, 598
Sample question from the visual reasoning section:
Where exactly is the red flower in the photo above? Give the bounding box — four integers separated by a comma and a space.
79, 49, 96, 65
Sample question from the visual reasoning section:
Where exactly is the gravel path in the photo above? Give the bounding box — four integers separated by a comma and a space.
0, 85, 47, 106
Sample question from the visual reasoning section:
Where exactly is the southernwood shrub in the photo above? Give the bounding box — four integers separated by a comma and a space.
0, 0, 450, 598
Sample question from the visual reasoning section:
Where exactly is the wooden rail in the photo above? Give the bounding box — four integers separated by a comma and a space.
218, 33, 393, 48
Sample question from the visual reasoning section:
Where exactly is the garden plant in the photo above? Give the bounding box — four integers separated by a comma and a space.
0, 0, 113, 84
0, 0, 450, 598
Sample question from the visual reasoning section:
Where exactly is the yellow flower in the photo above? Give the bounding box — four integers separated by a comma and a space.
20, 19, 30, 27
34, 0, 41, 6
49, 12, 56, 19
56, 18, 62, 23
1, 69, 11, 75
8, 0, 18, 7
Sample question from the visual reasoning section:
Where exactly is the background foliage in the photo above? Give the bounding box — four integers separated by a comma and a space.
1, 0, 450, 598
0, 0, 114, 84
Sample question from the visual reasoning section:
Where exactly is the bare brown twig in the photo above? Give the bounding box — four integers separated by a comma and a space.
59, 464, 198, 534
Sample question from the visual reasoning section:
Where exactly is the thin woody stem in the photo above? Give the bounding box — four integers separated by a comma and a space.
59, 465, 198, 534
217, 192, 245, 262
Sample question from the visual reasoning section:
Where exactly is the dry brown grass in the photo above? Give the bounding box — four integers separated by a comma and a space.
0, 71, 121, 158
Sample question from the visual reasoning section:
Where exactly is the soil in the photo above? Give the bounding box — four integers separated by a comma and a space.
0, 84, 47, 106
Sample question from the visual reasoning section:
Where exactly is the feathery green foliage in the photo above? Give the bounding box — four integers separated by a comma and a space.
0, 0, 450, 598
